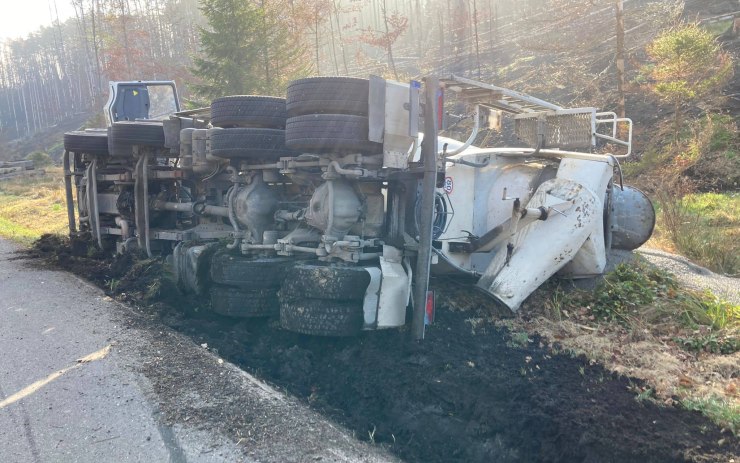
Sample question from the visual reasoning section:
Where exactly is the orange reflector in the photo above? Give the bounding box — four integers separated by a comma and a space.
424, 290, 435, 325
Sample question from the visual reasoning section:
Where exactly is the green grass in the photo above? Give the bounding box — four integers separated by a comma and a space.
506, 330, 531, 348
680, 192, 738, 226
652, 192, 739, 276
587, 261, 676, 323
702, 293, 740, 330
624, 113, 738, 185
681, 395, 739, 436
707, 114, 735, 150
0, 216, 42, 244
557, 260, 739, 353
0, 168, 70, 244
702, 19, 733, 38
547, 260, 739, 431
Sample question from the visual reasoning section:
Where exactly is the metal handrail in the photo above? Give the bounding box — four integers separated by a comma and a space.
595, 114, 632, 157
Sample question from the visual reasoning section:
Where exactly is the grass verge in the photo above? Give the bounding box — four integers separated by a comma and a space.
0, 167, 70, 245
625, 113, 739, 275
682, 395, 739, 436
578, 261, 738, 353
516, 259, 739, 435
650, 192, 739, 276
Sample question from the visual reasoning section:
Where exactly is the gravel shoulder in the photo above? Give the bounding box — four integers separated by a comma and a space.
637, 247, 739, 304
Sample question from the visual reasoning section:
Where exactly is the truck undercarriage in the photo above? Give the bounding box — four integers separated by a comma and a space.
62, 75, 655, 338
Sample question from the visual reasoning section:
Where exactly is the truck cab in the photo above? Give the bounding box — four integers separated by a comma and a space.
104, 81, 180, 125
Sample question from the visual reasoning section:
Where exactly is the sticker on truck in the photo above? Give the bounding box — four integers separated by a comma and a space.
443, 177, 453, 194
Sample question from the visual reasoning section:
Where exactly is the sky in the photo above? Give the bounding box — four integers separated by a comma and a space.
0, 0, 76, 41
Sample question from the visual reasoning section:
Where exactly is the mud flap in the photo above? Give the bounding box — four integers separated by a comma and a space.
362, 267, 382, 329
362, 246, 410, 329
377, 255, 410, 328
171, 241, 218, 295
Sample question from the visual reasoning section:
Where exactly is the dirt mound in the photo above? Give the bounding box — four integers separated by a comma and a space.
200, 295, 735, 463
23, 236, 739, 462
25, 234, 109, 283
26, 234, 187, 308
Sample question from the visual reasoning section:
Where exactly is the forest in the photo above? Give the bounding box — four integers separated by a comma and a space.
1, 0, 726, 142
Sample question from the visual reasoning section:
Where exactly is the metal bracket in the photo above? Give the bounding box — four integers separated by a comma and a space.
368, 75, 386, 143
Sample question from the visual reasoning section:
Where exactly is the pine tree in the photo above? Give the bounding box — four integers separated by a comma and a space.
192, 0, 309, 101
646, 24, 733, 132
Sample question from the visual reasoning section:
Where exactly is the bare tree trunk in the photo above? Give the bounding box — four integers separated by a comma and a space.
471, 0, 481, 79
415, 0, 422, 57
333, 0, 349, 74
488, 0, 496, 63
119, 0, 133, 75
20, 81, 32, 135
328, 7, 340, 75
260, 0, 271, 90
438, 8, 445, 72
72, 1, 96, 106
92, 0, 103, 95
315, 17, 321, 74
381, 0, 398, 80
615, 0, 626, 119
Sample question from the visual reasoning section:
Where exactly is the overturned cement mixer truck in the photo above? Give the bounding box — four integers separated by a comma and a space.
61, 75, 655, 338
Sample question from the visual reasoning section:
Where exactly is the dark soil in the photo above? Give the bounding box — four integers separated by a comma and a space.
25, 235, 739, 463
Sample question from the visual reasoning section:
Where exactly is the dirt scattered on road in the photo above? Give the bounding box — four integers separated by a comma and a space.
22, 235, 740, 462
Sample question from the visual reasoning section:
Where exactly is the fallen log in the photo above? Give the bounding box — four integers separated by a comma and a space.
0, 169, 45, 182
0, 160, 34, 170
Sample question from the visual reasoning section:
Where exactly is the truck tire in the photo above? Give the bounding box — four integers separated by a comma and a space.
280, 262, 371, 301
210, 250, 292, 288
286, 77, 369, 117
108, 121, 165, 157
210, 285, 279, 317
280, 298, 363, 336
109, 121, 165, 144
64, 131, 109, 156
285, 114, 382, 154
209, 128, 296, 160
210, 96, 287, 129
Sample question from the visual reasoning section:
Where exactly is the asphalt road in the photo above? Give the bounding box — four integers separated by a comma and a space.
0, 239, 396, 463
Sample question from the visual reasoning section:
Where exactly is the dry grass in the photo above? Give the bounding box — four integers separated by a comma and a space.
512, 261, 739, 435
649, 192, 740, 276
627, 114, 740, 275
517, 315, 739, 435
0, 167, 70, 244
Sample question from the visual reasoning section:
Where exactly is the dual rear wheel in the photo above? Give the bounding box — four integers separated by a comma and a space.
279, 263, 370, 337
208, 252, 369, 337
284, 77, 381, 155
